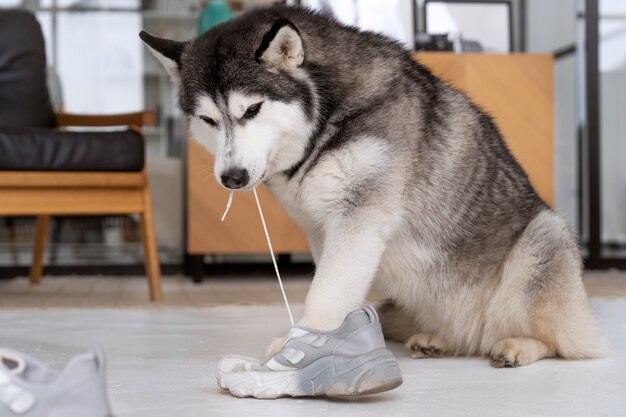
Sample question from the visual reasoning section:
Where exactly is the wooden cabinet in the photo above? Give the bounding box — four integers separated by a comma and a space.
413, 53, 553, 206
187, 53, 553, 256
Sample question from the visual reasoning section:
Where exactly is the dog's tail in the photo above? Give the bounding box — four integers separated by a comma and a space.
534, 279, 607, 360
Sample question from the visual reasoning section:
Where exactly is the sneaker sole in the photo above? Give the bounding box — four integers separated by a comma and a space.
216, 348, 402, 399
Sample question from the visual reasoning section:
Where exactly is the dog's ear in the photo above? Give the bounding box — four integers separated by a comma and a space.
255, 18, 304, 70
139, 31, 186, 85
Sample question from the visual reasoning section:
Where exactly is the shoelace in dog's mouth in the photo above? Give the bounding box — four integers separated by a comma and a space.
221, 189, 295, 326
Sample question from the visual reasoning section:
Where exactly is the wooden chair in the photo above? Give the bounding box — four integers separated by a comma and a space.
0, 111, 163, 302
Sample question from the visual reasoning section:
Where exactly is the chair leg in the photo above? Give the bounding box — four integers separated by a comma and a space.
139, 187, 163, 301
30, 215, 50, 285
5, 217, 19, 265
48, 216, 64, 265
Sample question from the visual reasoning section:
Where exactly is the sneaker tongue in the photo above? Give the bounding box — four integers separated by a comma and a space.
0, 352, 26, 376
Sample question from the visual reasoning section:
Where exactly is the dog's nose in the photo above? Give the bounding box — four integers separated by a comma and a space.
220, 168, 249, 189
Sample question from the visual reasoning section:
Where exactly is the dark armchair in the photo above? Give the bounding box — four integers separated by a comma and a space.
0, 9, 162, 301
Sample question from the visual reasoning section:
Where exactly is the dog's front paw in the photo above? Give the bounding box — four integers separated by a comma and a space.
406, 333, 447, 358
265, 335, 288, 359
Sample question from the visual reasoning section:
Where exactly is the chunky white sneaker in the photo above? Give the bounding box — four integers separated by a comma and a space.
216, 306, 403, 398
0, 348, 112, 417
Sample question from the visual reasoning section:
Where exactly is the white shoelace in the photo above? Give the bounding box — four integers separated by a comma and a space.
221, 189, 295, 326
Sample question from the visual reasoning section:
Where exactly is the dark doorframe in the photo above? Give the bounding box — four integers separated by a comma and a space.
583, 0, 626, 269
584, 0, 601, 267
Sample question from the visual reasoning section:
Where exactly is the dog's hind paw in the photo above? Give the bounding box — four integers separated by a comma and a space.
405, 333, 447, 358
489, 352, 519, 368
489, 337, 555, 368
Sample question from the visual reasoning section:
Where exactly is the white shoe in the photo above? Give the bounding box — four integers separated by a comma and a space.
0, 348, 112, 417
216, 306, 403, 398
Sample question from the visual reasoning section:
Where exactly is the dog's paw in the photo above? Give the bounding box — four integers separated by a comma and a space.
265, 335, 288, 359
490, 338, 544, 368
405, 333, 446, 358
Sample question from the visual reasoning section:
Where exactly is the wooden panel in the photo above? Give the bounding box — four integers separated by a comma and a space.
413, 53, 469, 89
0, 188, 145, 215
187, 139, 309, 254
0, 172, 146, 188
414, 53, 554, 206
465, 55, 553, 206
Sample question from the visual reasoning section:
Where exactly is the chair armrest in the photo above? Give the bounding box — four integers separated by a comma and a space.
55, 111, 156, 129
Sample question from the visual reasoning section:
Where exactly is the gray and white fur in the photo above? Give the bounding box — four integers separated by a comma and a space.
141, 5, 603, 367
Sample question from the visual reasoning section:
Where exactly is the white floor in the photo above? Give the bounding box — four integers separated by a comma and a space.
2, 300, 625, 417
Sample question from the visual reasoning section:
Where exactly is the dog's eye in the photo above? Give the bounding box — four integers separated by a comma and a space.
242, 102, 263, 120
200, 115, 218, 128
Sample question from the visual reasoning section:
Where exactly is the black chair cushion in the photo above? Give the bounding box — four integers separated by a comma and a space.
0, 127, 144, 172
0, 10, 56, 128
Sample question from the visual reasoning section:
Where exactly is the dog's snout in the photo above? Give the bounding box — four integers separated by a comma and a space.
220, 168, 249, 189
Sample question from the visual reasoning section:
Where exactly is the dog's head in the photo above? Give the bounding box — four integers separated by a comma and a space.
140, 14, 318, 190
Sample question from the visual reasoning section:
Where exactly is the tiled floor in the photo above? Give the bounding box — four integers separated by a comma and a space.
0, 270, 625, 308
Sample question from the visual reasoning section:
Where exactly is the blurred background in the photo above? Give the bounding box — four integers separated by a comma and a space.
0, 0, 623, 283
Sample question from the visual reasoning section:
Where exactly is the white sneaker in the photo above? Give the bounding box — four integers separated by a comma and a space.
0, 348, 112, 417
216, 306, 403, 398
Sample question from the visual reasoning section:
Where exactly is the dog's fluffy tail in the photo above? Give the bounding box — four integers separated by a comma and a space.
533, 277, 606, 360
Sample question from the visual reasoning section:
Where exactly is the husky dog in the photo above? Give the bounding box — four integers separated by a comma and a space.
141, 5, 603, 367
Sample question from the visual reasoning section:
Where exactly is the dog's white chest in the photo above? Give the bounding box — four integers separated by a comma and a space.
264, 175, 315, 232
